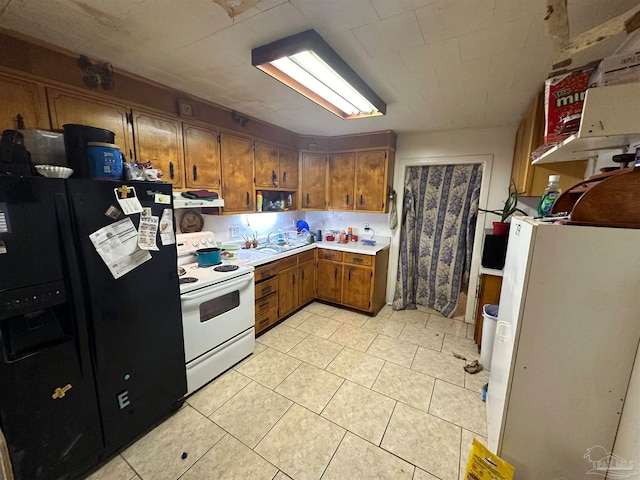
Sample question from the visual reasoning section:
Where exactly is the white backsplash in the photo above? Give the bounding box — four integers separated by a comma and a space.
175, 209, 394, 244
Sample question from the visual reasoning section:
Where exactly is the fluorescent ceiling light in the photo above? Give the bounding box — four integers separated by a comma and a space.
252, 30, 386, 119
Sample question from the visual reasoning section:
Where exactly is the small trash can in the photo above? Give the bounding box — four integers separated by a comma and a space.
480, 304, 499, 371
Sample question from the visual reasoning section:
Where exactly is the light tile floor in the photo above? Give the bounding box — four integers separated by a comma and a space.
87, 303, 487, 480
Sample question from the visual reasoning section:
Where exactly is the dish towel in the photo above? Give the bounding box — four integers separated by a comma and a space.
388, 189, 398, 230
182, 190, 219, 200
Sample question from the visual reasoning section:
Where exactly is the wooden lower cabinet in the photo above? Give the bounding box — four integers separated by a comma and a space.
316, 248, 389, 315
254, 249, 316, 335
473, 274, 503, 347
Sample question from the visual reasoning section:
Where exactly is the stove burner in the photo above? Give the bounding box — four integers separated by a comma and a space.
213, 264, 240, 272
179, 277, 198, 284
178, 267, 186, 277
190, 262, 221, 270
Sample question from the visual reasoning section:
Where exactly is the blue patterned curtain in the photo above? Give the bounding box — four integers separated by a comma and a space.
393, 164, 482, 317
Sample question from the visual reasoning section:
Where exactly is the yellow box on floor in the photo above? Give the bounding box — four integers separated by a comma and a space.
464, 439, 514, 479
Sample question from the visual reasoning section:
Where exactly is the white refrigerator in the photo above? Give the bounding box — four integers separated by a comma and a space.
486, 216, 640, 479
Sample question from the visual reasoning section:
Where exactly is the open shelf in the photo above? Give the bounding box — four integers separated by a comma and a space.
533, 83, 640, 164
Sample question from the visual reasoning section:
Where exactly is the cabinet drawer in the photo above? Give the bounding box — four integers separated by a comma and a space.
255, 276, 278, 299
255, 306, 279, 334
255, 292, 278, 317
278, 255, 297, 270
317, 249, 343, 261
255, 262, 278, 281
297, 249, 315, 263
343, 253, 373, 267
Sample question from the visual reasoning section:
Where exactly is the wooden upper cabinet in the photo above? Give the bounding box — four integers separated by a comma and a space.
355, 150, 387, 212
279, 147, 299, 189
183, 123, 221, 190
301, 152, 327, 210
328, 152, 355, 210
255, 143, 299, 190
254, 142, 279, 188
511, 92, 587, 196
220, 133, 255, 213
47, 88, 134, 160
132, 109, 184, 188
0, 73, 47, 131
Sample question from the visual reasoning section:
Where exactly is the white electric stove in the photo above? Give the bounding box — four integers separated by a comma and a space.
176, 231, 255, 395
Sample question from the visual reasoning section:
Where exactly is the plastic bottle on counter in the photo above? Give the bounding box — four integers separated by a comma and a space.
537, 175, 561, 216
340, 231, 347, 243
256, 191, 263, 212
347, 227, 353, 241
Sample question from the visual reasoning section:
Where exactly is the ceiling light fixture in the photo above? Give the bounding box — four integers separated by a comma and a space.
252, 30, 386, 119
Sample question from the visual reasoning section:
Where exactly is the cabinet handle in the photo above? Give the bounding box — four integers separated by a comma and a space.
218, 178, 221, 186
353, 257, 362, 263
293, 274, 295, 286
258, 317, 270, 325
348, 270, 351, 281
261, 286, 272, 295
259, 301, 269, 309
272, 170, 278, 187
360, 194, 363, 205
283, 171, 287, 184
193, 165, 197, 181
334, 267, 337, 279
301, 270, 304, 281
169, 161, 175, 179
306, 193, 309, 205
246, 192, 250, 205
346, 194, 349, 205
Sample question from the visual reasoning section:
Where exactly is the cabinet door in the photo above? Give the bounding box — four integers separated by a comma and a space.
132, 110, 184, 188
279, 147, 299, 189
254, 142, 279, 188
328, 152, 355, 210
355, 150, 387, 212
316, 260, 342, 303
48, 88, 134, 160
220, 133, 255, 213
183, 123, 221, 190
278, 266, 298, 318
0, 73, 47, 131
298, 260, 315, 307
473, 274, 503, 345
301, 153, 327, 209
342, 265, 372, 311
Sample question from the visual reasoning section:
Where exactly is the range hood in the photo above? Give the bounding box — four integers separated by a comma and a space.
172, 192, 225, 209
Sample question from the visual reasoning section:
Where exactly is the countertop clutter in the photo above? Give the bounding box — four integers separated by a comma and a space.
236, 237, 390, 267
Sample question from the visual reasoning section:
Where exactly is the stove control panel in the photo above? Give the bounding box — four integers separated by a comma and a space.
176, 231, 217, 257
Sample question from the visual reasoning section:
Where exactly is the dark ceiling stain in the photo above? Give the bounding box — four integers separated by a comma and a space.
69, 0, 124, 32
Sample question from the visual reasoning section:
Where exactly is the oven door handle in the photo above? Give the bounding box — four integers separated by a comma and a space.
180, 274, 254, 301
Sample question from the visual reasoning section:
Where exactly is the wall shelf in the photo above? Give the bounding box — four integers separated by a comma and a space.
533, 83, 640, 165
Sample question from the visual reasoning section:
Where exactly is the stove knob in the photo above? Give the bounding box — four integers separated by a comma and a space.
192, 240, 198, 247
208, 237, 214, 244
200, 238, 207, 245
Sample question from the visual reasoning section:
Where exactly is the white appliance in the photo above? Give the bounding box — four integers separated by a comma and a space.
176, 231, 255, 395
487, 217, 640, 479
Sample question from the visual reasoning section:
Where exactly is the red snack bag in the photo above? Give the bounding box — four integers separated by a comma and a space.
544, 62, 600, 144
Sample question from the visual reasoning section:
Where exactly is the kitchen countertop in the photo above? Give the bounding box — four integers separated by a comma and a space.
237, 237, 390, 267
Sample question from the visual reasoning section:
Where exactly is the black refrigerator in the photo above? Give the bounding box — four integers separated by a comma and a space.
0, 176, 187, 479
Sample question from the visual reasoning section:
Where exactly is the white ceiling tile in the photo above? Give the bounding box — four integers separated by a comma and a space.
493, 0, 544, 25
415, 0, 495, 43
290, 0, 379, 33
485, 90, 529, 126
370, 0, 438, 19
352, 11, 424, 58
389, 70, 439, 97
400, 37, 460, 73
463, 70, 514, 97
256, 0, 289, 11
489, 44, 551, 76
458, 17, 531, 62
434, 57, 490, 87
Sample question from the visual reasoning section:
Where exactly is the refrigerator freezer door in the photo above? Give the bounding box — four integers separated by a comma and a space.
486, 217, 534, 453
66, 179, 187, 454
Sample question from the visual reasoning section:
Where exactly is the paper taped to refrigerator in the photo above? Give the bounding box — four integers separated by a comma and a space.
159, 209, 175, 246
89, 217, 151, 279
138, 215, 159, 251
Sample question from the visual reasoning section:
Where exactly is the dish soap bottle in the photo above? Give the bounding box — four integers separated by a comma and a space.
537, 175, 561, 216
256, 191, 263, 212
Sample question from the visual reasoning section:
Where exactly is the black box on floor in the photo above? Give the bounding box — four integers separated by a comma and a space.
482, 233, 508, 269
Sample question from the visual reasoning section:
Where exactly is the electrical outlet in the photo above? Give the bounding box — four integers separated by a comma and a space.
230, 226, 240, 238
364, 223, 370, 230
